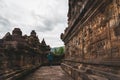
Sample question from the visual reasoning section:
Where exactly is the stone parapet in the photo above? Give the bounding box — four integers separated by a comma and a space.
61, 61, 120, 80
0, 64, 41, 80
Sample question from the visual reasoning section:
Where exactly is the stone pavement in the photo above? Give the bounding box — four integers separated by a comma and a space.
23, 66, 73, 80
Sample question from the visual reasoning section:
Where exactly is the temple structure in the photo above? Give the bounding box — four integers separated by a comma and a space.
0, 28, 50, 77
61, 0, 120, 80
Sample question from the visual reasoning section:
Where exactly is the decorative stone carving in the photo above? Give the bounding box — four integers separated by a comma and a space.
0, 28, 50, 73
114, 26, 120, 36
12, 28, 22, 36
61, 0, 120, 78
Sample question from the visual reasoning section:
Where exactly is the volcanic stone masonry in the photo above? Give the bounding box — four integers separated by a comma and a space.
0, 28, 50, 79
61, 0, 120, 80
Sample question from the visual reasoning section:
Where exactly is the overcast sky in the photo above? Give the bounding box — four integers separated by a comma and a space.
0, 0, 68, 48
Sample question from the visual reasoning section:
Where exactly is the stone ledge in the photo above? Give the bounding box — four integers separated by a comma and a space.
0, 65, 41, 80
64, 59, 120, 67
61, 63, 120, 80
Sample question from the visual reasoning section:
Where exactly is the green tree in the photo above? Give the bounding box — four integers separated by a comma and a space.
58, 47, 64, 55
54, 48, 58, 54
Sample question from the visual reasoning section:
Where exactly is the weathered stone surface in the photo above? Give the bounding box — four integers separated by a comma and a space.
61, 0, 120, 80
0, 28, 50, 79
23, 66, 73, 80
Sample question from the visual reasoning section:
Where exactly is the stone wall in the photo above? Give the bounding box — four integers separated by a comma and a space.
61, 0, 120, 80
0, 28, 50, 79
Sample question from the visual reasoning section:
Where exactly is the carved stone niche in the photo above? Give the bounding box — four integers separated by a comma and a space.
116, 0, 120, 6
111, 47, 119, 53
114, 26, 120, 36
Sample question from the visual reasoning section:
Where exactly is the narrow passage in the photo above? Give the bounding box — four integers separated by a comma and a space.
23, 66, 73, 80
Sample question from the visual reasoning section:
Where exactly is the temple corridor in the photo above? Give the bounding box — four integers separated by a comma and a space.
22, 66, 73, 80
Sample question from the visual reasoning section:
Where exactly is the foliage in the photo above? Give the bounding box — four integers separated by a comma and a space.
51, 46, 65, 55
54, 48, 58, 54
58, 47, 64, 55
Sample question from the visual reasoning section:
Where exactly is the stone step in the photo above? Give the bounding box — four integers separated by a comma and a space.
88, 75, 108, 80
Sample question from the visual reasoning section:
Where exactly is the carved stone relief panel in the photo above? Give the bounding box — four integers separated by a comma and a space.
114, 26, 120, 36
116, 0, 120, 6
110, 46, 120, 58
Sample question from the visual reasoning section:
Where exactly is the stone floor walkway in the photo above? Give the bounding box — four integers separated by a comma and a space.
23, 66, 73, 80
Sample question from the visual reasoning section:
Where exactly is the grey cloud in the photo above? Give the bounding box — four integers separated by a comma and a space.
0, 0, 67, 33
0, 16, 11, 32
31, 15, 54, 32
33, 13, 67, 32
0, 0, 68, 47
30, 0, 67, 32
